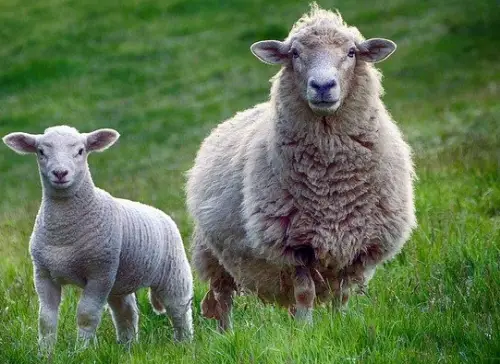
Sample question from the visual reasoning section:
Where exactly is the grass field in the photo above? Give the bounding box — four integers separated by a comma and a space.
1, 0, 499, 362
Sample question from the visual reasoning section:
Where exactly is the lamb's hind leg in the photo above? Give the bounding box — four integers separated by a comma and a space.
292, 266, 316, 324
151, 250, 194, 342
192, 235, 236, 332
107, 293, 139, 345
151, 288, 193, 342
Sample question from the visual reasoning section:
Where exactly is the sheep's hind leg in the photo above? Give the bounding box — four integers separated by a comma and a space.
192, 233, 236, 332
107, 293, 139, 345
292, 266, 316, 324
201, 268, 237, 332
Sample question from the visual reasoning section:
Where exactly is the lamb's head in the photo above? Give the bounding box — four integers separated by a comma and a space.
251, 3, 396, 116
3, 125, 119, 193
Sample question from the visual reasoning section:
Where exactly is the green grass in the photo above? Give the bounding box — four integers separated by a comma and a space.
0, 0, 499, 362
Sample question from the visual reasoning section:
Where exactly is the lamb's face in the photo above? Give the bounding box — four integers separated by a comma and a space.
251, 18, 396, 116
3, 125, 120, 193
36, 129, 87, 190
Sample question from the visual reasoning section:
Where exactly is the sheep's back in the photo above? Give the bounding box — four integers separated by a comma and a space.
186, 103, 269, 246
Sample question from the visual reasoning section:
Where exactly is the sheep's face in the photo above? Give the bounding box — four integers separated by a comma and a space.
251, 29, 396, 116
3, 126, 119, 193
288, 34, 356, 115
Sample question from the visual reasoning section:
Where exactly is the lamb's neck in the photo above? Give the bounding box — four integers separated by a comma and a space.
39, 170, 101, 231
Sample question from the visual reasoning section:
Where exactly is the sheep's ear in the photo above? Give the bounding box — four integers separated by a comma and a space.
251, 40, 289, 65
85, 129, 120, 152
2, 132, 38, 154
356, 38, 397, 63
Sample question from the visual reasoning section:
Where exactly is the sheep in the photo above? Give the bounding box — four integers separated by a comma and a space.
186, 3, 416, 330
2, 125, 194, 353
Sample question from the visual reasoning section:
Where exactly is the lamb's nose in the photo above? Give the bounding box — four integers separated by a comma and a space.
309, 79, 337, 94
52, 169, 68, 180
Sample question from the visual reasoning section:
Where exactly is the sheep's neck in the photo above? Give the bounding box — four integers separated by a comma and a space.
269, 65, 380, 194
270, 64, 381, 138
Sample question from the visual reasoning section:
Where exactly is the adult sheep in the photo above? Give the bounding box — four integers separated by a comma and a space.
186, 4, 416, 330
3, 126, 194, 353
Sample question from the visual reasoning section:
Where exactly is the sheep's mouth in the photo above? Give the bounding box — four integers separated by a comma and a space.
308, 99, 340, 115
309, 100, 339, 108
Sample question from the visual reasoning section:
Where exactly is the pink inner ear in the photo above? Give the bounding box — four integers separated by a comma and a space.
262, 47, 286, 59
5, 134, 37, 153
87, 130, 118, 151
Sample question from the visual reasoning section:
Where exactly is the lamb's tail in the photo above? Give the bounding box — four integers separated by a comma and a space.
149, 289, 166, 314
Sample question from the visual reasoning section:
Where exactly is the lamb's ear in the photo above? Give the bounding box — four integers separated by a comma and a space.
356, 38, 397, 63
85, 129, 120, 152
251, 40, 289, 65
2, 132, 38, 154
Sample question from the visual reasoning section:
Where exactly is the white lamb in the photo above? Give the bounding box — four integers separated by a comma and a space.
2, 125, 194, 353
187, 4, 416, 330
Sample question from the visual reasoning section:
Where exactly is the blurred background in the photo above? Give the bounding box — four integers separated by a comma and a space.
0, 0, 499, 362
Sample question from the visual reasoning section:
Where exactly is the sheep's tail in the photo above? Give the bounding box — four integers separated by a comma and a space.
149, 289, 166, 314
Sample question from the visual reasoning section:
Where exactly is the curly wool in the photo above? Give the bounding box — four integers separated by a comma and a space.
187, 5, 416, 307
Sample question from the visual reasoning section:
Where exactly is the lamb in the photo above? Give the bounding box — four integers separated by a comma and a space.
186, 3, 416, 330
2, 125, 194, 353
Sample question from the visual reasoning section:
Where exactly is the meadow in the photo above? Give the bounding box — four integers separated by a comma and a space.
0, 0, 499, 362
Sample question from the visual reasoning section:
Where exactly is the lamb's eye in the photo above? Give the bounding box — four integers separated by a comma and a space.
291, 48, 300, 59
348, 47, 356, 58
38, 149, 44, 156
78, 148, 84, 156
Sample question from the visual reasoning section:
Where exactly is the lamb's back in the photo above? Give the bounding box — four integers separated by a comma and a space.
111, 198, 181, 295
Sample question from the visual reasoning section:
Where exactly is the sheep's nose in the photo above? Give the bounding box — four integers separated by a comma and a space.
52, 169, 68, 180
309, 79, 337, 94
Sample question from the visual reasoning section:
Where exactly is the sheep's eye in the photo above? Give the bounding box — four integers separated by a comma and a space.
78, 148, 84, 156
348, 47, 356, 58
38, 149, 44, 156
291, 48, 300, 59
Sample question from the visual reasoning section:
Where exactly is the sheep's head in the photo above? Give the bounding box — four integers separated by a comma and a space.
3, 126, 119, 193
251, 4, 396, 116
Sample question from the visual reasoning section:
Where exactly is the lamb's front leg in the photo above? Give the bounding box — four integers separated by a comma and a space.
34, 267, 61, 355
76, 278, 113, 348
292, 266, 316, 324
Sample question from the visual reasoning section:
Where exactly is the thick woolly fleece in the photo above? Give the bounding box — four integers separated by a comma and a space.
187, 6, 416, 313
22, 128, 193, 350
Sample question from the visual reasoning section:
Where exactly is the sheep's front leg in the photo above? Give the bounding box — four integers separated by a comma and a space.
107, 294, 139, 345
292, 266, 315, 324
76, 278, 113, 348
34, 267, 61, 355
